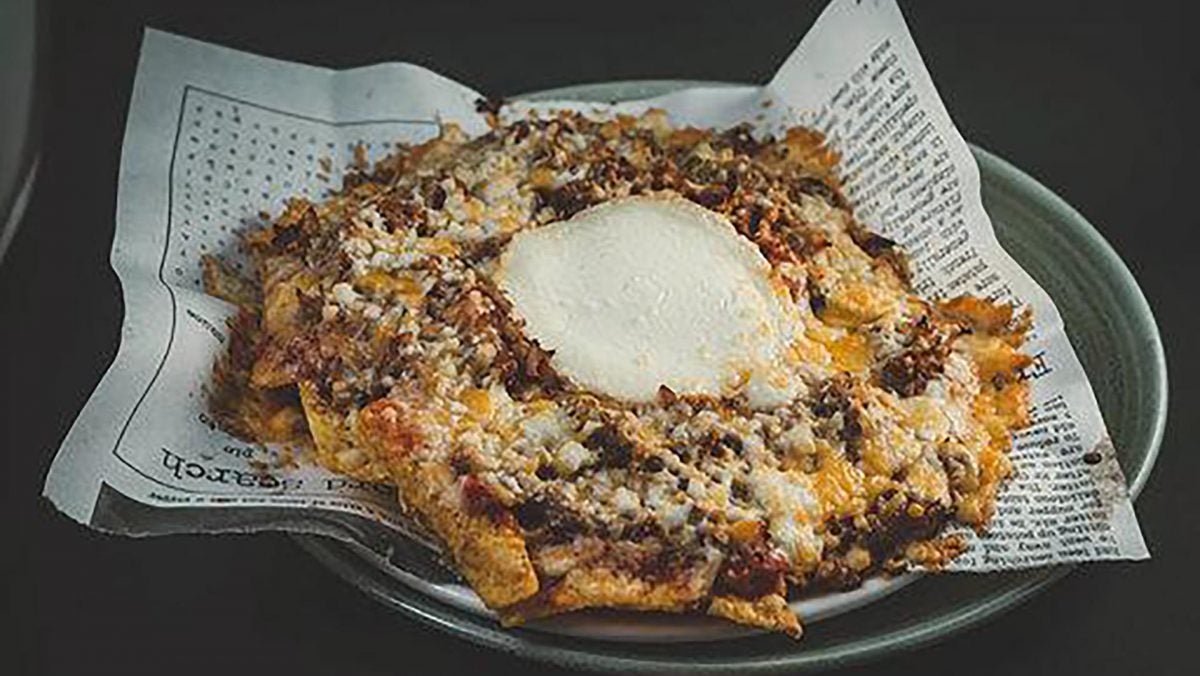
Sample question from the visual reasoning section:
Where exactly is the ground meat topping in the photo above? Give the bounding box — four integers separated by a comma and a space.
205, 107, 1031, 621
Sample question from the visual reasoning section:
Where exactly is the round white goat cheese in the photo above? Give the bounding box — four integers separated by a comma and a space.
498, 196, 800, 402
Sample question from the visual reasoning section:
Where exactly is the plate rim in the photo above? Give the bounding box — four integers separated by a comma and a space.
294, 79, 1167, 673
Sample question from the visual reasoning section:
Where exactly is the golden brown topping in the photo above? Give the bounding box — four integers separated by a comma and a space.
203, 107, 1031, 640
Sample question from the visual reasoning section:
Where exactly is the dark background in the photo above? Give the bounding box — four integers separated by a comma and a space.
4, 1, 1197, 674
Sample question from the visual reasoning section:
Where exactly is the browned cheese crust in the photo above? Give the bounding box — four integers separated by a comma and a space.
202, 106, 1032, 638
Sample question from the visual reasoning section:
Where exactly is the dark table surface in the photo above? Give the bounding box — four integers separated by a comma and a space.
5, 1, 1198, 674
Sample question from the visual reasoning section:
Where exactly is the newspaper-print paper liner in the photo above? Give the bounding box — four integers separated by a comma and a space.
44, 0, 1146, 602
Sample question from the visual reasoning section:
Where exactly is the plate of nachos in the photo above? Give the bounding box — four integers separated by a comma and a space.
197, 80, 1164, 668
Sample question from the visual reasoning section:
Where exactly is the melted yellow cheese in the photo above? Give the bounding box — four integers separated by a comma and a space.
812, 443, 866, 518
460, 388, 493, 421
813, 331, 872, 373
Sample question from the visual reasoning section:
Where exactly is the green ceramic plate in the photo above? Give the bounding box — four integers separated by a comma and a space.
295, 80, 1167, 673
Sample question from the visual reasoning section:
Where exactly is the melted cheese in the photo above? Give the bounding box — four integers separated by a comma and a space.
460, 388, 493, 421
811, 330, 872, 373
748, 467, 823, 564
497, 196, 800, 402
811, 444, 866, 517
